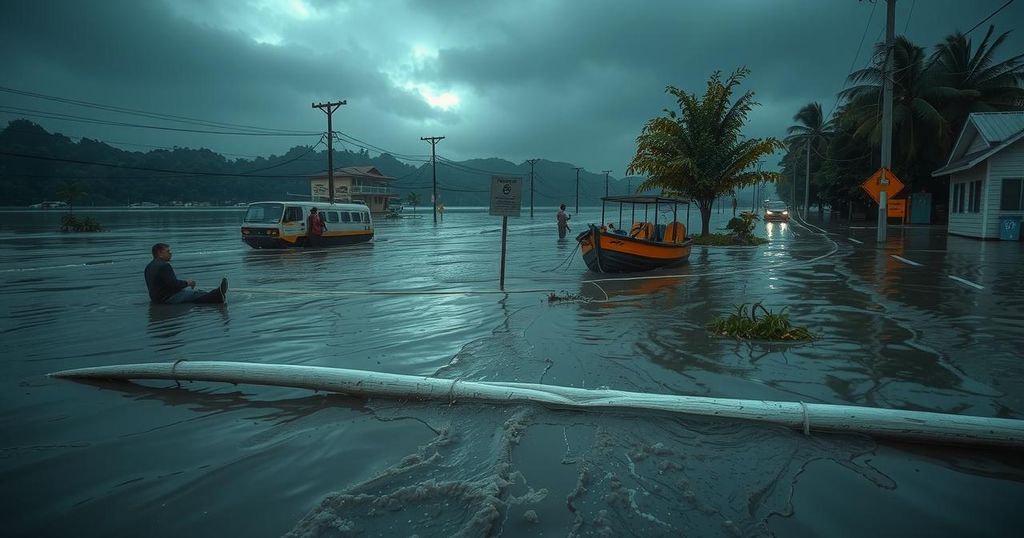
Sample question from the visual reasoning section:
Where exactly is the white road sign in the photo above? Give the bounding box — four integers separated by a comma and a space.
490, 176, 522, 217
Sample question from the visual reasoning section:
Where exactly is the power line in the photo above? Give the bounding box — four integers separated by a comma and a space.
0, 85, 318, 135
0, 106, 320, 137
0, 150, 324, 179
965, 0, 1014, 35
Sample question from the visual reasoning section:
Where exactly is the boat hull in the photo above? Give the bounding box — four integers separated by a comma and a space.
577, 225, 691, 273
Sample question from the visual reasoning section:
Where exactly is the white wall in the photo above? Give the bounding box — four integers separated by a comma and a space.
948, 163, 987, 238
986, 138, 1024, 238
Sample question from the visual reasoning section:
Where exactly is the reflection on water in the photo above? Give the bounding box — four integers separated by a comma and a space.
2, 208, 1023, 536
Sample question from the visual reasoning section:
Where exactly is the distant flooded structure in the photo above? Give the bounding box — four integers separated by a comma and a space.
309, 166, 397, 215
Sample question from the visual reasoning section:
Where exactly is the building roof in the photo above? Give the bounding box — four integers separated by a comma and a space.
311, 166, 395, 181
933, 111, 1024, 176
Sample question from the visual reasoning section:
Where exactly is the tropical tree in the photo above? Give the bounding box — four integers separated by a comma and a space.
929, 25, 1024, 137
628, 67, 783, 236
840, 36, 948, 188
406, 192, 420, 214
56, 180, 85, 214
785, 102, 834, 216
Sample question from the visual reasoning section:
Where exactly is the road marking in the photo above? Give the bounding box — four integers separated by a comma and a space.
890, 255, 922, 267
948, 275, 984, 290
848, 237, 863, 244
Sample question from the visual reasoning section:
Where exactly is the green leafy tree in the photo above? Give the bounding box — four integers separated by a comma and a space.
627, 68, 783, 236
785, 102, 834, 216
56, 180, 85, 214
406, 192, 420, 214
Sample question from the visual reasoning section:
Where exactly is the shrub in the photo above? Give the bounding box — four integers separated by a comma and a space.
60, 214, 102, 232
708, 302, 814, 341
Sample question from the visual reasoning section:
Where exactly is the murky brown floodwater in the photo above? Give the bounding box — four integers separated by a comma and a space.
2, 204, 1022, 537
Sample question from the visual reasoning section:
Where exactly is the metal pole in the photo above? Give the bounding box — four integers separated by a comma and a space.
878, 0, 895, 243
574, 167, 582, 213
421, 136, 445, 224
804, 139, 811, 219
527, 159, 539, 218
499, 216, 508, 290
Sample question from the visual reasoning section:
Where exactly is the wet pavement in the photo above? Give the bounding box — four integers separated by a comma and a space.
1, 205, 1022, 537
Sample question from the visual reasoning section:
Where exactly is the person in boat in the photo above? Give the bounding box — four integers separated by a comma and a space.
556, 203, 572, 239
144, 243, 227, 304
307, 207, 326, 247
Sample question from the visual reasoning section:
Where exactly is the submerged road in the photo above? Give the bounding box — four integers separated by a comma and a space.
1, 207, 1022, 537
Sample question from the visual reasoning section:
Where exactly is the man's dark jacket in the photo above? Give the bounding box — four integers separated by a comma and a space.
144, 259, 187, 303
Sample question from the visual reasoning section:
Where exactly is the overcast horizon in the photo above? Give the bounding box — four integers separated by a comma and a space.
2, 0, 1021, 177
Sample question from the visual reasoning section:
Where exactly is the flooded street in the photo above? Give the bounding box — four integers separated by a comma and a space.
2, 205, 1023, 537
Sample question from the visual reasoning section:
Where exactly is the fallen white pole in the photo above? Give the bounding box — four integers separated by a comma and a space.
50, 361, 1024, 449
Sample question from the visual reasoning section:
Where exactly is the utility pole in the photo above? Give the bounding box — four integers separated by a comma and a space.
573, 167, 583, 213
527, 158, 539, 218
601, 170, 612, 225
312, 100, 346, 202
878, 0, 895, 243
804, 139, 811, 219
421, 136, 445, 224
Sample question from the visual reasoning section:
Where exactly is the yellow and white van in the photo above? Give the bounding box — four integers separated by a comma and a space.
241, 201, 374, 249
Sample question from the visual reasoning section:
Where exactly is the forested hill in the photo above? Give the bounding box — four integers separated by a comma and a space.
0, 119, 627, 207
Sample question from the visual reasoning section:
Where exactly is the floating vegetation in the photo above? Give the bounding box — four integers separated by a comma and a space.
60, 215, 102, 232
708, 302, 814, 341
692, 233, 767, 246
548, 291, 587, 303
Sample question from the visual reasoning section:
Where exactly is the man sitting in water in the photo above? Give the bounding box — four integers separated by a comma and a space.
144, 243, 227, 304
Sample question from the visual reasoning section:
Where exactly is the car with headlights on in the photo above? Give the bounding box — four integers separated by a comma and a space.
764, 201, 790, 222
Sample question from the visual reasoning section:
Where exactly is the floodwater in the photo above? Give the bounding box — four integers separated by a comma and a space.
2, 203, 1023, 537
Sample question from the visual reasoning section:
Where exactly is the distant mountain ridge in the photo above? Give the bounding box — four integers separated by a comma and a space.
0, 119, 630, 207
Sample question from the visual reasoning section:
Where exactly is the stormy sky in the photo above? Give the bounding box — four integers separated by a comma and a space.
1, 0, 1021, 174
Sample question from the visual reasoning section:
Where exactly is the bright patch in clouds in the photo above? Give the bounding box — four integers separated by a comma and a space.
289, 0, 311, 18
402, 83, 459, 110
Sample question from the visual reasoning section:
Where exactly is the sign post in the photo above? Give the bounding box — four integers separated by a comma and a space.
860, 167, 904, 243
490, 176, 522, 290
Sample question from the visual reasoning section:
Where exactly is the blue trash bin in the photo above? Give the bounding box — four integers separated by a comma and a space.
999, 215, 1022, 241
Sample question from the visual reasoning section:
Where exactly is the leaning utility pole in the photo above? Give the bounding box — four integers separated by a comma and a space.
878, 0, 895, 243
312, 100, 346, 202
421, 136, 445, 224
527, 158, 540, 218
573, 167, 583, 213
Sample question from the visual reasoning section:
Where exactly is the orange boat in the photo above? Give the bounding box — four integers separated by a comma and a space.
576, 196, 693, 273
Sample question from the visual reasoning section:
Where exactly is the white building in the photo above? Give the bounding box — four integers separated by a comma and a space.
932, 111, 1024, 239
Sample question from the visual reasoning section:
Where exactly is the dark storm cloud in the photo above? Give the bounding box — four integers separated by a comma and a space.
1, 0, 1021, 171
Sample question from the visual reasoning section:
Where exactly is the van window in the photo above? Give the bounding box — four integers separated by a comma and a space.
325, 211, 340, 224
283, 206, 303, 223
340, 212, 351, 223
349, 212, 361, 223
243, 203, 283, 223
361, 212, 370, 223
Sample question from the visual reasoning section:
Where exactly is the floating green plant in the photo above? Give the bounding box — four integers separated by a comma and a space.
548, 291, 586, 303
708, 302, 814, 341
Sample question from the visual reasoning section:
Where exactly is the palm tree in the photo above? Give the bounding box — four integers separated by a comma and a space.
929, 25, 1024, 137
840, 36, 947, 187
785, 102, 834, 217
56, 180, 85, 214
406, 192, 420, 214
627, 67, 783, 236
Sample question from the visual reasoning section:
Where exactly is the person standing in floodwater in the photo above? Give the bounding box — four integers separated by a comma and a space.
732, 196, 738, 216
307, 207, 326, 247
556, 203, 572, 239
